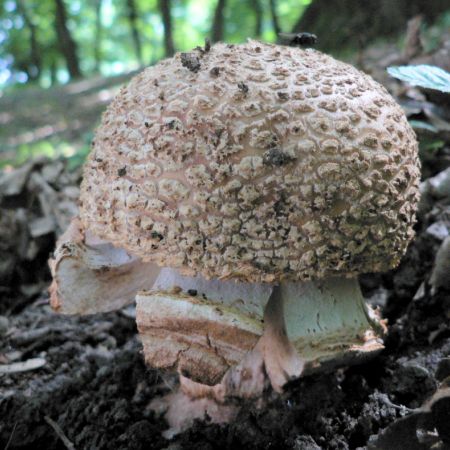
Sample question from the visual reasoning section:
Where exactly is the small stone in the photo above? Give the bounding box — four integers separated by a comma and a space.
293, 435, 321, 450
426, 222, 449, 241
431, 393, 450, 444
0, 315, 9, 336
389, 363, 437, 407
436, 358, 450, 381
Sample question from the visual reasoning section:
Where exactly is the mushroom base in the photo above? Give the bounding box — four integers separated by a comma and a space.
136, 268, 385, 399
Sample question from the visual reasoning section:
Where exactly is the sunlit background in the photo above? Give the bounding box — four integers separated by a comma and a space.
0, 0, 448, 168
0, 0, 315, 87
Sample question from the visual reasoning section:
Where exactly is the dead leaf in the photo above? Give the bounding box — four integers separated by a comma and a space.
0, 357, 46, 374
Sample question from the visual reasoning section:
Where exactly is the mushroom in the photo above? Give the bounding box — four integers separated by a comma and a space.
50, 40, 420, 413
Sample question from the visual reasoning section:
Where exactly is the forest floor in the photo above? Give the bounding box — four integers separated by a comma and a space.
1, 37, 450, 449
0, 157, 449, 450
0, 70, 138, 167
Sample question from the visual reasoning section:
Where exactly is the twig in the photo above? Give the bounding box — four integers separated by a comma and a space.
44, 415, 76, 450
159, 371, 176, 394
4, 422, 17, 450
378, 393, 416, 413
0, 358, 46, 374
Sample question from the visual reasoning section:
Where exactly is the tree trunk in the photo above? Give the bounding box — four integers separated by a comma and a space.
158, 0, 175, 57
94, 0, 103, 72
126, 0, 143, 65
269, 0, 281, 37
50, 58, 58, 85
211, 0, 226, 43
54, 0, 82, 79
16, 0, 41, 81
291, 0, 450, 52
249, 0, 262, 38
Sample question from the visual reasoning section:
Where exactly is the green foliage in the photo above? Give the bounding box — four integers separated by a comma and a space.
0, 134, 91, 169
420, 139, 445, 153
409, 120, 439, 133
419, 136, 445, 163
0, 0, 310, 90
387, 65, 450, 93
422, 10, 450, 52
2, 1, 446, 169
66, 139, 91, 170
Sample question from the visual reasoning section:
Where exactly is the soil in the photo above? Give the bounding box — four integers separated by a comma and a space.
1, 163, 449, 450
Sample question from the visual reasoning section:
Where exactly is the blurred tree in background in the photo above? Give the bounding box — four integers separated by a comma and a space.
293, 0, 449, 52
0, 0, 315, 88
0, 0, 449, 166
2, 0, 449, 87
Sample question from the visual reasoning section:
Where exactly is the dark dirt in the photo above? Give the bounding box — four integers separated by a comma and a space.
0, 168, 449, 449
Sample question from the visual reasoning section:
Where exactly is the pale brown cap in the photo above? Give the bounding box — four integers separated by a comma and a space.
80, 40, 420, 283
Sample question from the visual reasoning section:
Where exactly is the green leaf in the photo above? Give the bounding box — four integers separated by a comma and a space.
420, 139, 444, 154
387, 65, 450, 93
408, 120, 438, 133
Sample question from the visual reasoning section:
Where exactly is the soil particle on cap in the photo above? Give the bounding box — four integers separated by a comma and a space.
273, 193, 287, 217
194, 38, 211, 55
237, 82, 249, 93
210, 67, 220, 77
180, 53, 201, 73
151, 231, 164, 241
263, 148, 295, 166
166, 119, 176, 130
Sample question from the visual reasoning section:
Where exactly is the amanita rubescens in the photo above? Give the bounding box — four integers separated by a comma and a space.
50, 40, 420, 414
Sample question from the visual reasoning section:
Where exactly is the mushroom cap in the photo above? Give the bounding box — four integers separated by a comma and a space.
80, 40, 420, 283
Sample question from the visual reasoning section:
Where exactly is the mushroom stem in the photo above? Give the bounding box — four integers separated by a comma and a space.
280, 278, 385, 376
136, 268, 271, 386
136, 269, 385, 399
260, 285, 305, 392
